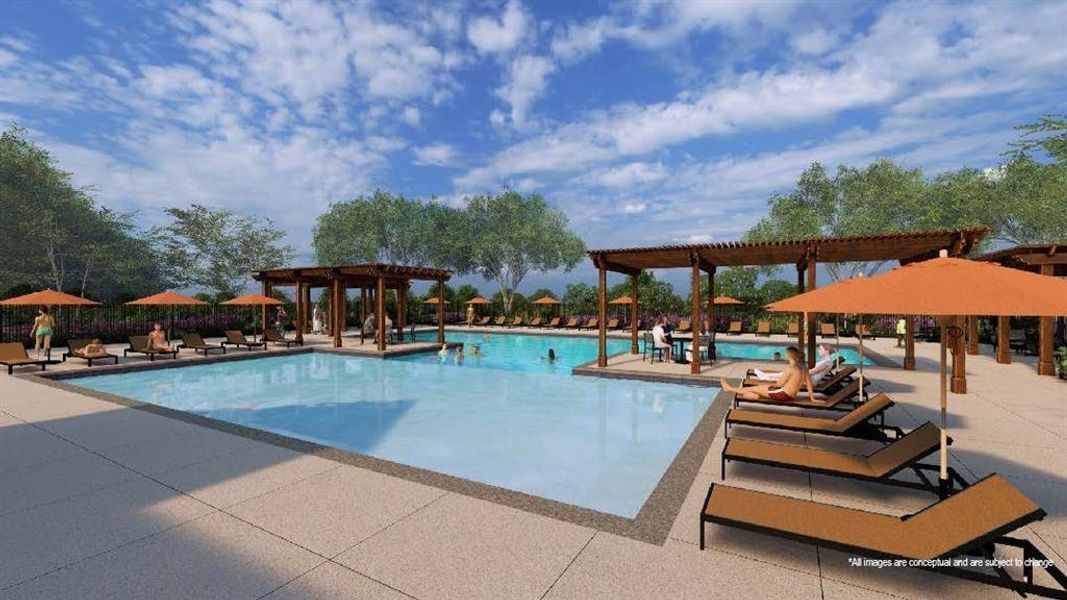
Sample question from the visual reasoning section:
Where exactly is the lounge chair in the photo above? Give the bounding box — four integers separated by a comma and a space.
474, 316, 490, 326
62, 338, 119, 366
527, 316, 542, 327
563, 317, 581, 329
124, 336, 178, 361
726, 321, 742, 335
492, 316, 507, 327
721, 421, 969, 493
855, 323, 874, 338
754, 321, 771, 337
264, 328, 301, 347
820, 322, 837, 338
179, 332, 226, 355
580, 317, 598, 330
606, 318, 620, 330
545, 317, 561, 328
813, 365, 859, 394
700, 475, 1067, 599
222, 330, 266, 351
509, 316, 523, 328
785, 321, 799, 336
733, 379, 866, 410
725, 392, 902, 441
0, 342, 49, 374
675, 320, 692, 334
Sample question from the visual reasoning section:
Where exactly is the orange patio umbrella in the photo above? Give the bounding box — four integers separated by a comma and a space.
422, 296, 446, 304
466, 296, 491, 305
127, 291, 208, 340
221, 294, 284, 341
712, 295, 743, 305
0, 289, 102, 306
768, 253, 1067, 496
609, 295, 634, 304
532, 295, 561, 318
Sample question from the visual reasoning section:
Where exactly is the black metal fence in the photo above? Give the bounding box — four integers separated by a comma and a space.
0, 305, 249, 345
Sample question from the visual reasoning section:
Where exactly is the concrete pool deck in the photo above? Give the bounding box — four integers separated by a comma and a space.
0, 334, 1064, 598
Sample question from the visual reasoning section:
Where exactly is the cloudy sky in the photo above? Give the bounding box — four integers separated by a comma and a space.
2, 0, 1066, 293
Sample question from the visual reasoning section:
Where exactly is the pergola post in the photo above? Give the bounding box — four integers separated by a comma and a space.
806, 248, 817, 368
597, 259, 607, 367
629, 273, 639, 354
950, 315, 967, 394
996, 316, 1012, 364
397, 283, 407, 340
436, 276, 445, 345
301, 283, 311, 334
795, 264, 805, 362
707, 265, 716, 361
689, 252, 701, 375
1038, 264, 1056, 375
359, 288, 366, 344
966, 316, 979, 355
376, 275, 386, 351
261, 280, 271, 336
903, 315, 916, 370
294, 281, 304, 343
331, 278, 342, 348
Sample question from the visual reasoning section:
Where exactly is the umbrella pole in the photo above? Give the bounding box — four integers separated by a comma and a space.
939, 326, 949, 498
857, 315, 864, 400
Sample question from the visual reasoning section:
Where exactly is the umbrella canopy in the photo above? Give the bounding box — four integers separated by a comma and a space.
466, 296, 491, 305
768, 254, 1067, 497
532, 296, 560, 305
126, 291, 208, 306
712, 295, 743, 305
221, 294, 284, 306
767, 256, 1067, 316
423, 296, 446, 305
609, 295, 635, 305
0, 289, 101, 306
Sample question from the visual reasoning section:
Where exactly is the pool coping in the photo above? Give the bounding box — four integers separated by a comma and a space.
24, 348, 726, 546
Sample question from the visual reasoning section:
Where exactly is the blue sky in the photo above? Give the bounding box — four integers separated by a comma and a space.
2, 0, 1066, 294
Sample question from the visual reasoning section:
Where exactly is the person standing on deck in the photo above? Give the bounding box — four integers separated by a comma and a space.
31, 306, 56, 358
896, 318, 906, 347
466, 304, 475, 327
312, 305, 323, 334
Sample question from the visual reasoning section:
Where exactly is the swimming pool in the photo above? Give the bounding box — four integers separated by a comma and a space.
405, 329, 872, 373
69, 352, 712, 518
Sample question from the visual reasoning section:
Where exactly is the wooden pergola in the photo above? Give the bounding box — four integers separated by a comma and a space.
975, 244, 1066, 375
252, 263, 452, 350
589, 227, 989, 380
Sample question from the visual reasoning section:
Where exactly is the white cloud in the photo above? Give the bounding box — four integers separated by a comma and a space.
466, 0, 527, 54
495, 54, 555, 127
413, 142, 456, 166
586, 162, 666, 189
791, 28, 839, 55
621, 201, 647, 215
403, 106, 421, 126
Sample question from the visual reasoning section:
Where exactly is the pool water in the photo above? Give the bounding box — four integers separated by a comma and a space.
70, 352, 712, 517
405, 330, 872, 373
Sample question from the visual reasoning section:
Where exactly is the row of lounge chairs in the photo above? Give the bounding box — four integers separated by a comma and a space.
701, 366, 1067, 598
1, 330, 302, 373
473, 316, 630, 330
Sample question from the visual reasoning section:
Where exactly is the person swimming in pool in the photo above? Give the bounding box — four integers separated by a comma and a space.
470, 344, 482, 357
437, 343, 449, 361
455, 346, 464, 363
543, 348, 557, 363
721, 346, 813, 402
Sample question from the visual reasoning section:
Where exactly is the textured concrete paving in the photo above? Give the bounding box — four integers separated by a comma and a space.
0, 333, 1063, 599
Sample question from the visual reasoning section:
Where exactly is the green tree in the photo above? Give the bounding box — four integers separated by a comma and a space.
450, 190, 586, 314
0, 125, 164, 300
562, 283, 597, 315
152, 204, 292, 298
453, 284, 480, 306
312, 190, 449, 266
609, 271, 684, 316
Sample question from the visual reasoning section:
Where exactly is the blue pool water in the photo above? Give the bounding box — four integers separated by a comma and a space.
405, 330, 872, 373
69, 353, 712, 517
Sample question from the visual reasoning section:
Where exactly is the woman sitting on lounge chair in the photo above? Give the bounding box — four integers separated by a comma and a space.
147, 323, 174, 352
78, 338, 108, 359
722, 346, 812, 402
751, 344, 835, 385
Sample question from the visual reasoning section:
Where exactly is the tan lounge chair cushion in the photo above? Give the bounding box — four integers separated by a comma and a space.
0, 342, 37, 363
727, 393, 891, 433
704, 475, 1040, 560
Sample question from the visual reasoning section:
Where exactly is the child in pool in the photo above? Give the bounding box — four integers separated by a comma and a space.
437, 344, 449, 361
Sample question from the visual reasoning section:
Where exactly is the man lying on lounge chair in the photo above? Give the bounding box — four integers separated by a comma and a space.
750, 343, 835, 386
721, 346, 812, 402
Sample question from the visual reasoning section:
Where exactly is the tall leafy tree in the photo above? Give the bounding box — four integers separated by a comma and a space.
608, 271, 685, 316
450, 190, 586, 314
152, 204, 292, 298
0, 125, 163, 299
